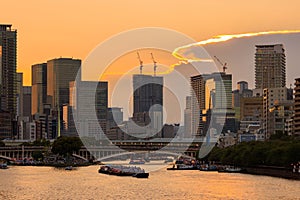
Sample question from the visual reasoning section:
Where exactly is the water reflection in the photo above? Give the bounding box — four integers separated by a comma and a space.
0, 166, 299, 200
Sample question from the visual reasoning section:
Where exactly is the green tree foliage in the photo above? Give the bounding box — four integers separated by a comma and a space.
32, 151, 44, 161
0, 140, 5, 147
207, 138, 300, 167
51, 136, 83, 156
33, 139, 50, 146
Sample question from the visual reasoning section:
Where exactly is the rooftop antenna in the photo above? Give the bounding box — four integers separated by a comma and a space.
150, 52, 157, 76
137, 51, 143, 74
214, 56, 227, 73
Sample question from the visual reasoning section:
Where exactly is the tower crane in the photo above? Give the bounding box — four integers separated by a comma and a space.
214, 56, 227, 73
150, 52, 157, 76
137, 51, 143, 74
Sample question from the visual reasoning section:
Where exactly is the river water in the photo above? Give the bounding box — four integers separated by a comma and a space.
0, 164, 299, 200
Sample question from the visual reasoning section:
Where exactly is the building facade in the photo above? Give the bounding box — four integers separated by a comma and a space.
255, 44, 286, 90
31, 63, 47, 115
263, 87, 292, 138
0, 24, 17, 117
190, 75, 205, 136
294, 78, 300, 135
132, 74, 163, 132
47, 58, 81, 109
69, 81, 108, 137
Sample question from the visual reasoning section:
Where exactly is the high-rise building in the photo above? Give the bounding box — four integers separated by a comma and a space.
47, 58, 81, 136
206, 72, 233, 110
22, 86, 31, 118
190, 75, 206, 136
294, 78, 300, 135
107, 107, 123, 128
69, 81, 108, 137
184, 96, 192, 138
237, 81, 248, 93
47, 58, 81, 109
263, 87, 291, 139
204, 72, 236, 133
70, 81, 108, 120
132, 74, 163, 131
31, 63, 47, 115
232, 81, 253, 121
255, 44, 286, 89
16, 73, 23, 117
0, 24, 17, 116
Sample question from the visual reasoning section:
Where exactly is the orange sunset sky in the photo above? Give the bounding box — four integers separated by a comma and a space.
2, 0, 300, 87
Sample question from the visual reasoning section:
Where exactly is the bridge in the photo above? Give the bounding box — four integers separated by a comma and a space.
78, 137, 218, 161
0, 137, 218, 161
96, 150, 196, 162
0, 155, 13, 161
0, 146, 47, 160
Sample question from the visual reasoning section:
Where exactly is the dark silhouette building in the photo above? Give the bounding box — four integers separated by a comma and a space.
0, 24, 17, 117
132, 74, 163, 131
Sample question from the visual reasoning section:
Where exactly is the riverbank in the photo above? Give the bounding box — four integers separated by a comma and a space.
8, 161, 97, 168
241, 165, 300, 180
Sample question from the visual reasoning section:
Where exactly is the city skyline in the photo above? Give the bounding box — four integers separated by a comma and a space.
1, 2, 300, 199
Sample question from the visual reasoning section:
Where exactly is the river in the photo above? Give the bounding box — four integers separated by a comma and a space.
0, 164, 299, 200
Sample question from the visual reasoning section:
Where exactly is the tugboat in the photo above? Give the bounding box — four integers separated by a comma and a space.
98, 165, 149, 178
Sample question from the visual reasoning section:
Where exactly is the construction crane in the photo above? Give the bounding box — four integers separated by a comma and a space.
150, 52, 157, 76
137, 51, 143, 74
214, 56, 227, 73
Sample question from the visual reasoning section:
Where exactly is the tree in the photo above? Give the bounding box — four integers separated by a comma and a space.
51, 136, 83, 156
0, 140, 5, 147
32, 151, 44, 161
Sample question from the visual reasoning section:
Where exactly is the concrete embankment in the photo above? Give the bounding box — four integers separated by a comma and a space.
243, 166, 300, 180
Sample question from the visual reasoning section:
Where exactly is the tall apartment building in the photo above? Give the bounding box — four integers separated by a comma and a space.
0, 24, 17, 116
255, 44, 286, 90
294, 78, 300, 135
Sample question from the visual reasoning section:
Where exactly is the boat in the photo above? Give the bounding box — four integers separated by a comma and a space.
129, 159, 145, 165
200, 165, 218, 171
218, 166, 245, 173
167, 164, 199, 170
0, 163, 8, 169
65, 166, 73, 170
167, 158, 200, 170
98, 165, 149, 178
